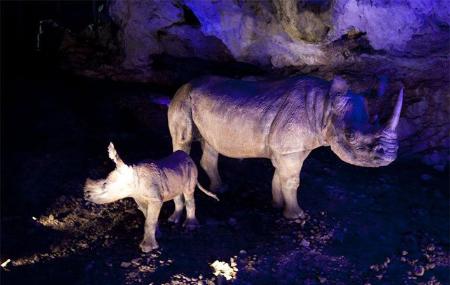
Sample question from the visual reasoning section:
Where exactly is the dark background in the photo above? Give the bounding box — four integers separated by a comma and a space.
1, 2, 449, 285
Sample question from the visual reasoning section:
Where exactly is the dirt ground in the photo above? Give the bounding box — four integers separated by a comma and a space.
1, 74, 449, 284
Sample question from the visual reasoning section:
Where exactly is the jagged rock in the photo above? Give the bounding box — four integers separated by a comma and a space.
331, 0, 450, 54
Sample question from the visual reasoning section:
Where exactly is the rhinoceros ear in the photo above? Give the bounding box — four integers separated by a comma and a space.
330, 76, 349, 97
330, 76, 351, 114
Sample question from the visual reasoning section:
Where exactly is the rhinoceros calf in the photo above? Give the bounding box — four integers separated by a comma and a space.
168, 75, 403, 220
84, 143, 218, 252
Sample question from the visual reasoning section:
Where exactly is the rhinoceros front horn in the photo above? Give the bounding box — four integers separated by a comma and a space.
386, 88, 404, 131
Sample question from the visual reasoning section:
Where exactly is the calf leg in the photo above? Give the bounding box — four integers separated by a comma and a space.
182, 192, 199, 229
272, 151, 310, 220
135, 199, 148, 217
200, 141, 223, 192
168, 195, 184, 223
140, 201, 162, 252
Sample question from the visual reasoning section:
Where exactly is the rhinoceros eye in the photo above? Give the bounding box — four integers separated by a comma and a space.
345, 131, 356, 142
374, 145, 385, 156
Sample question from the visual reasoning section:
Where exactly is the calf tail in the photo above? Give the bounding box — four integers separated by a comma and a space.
197, 182, 219, 201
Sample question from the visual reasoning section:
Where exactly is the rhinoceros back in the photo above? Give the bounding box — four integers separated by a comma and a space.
156, 150, 197, 201
187, 77, 292, 158
169, 75, 331, 158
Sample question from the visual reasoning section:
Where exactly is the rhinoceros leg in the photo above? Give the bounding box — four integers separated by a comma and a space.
272, 151, 310, 219
168, 83, 193, 153
200, 141, 223, 192
271, 170, 283, 208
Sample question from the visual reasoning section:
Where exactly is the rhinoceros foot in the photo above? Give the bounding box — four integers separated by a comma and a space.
183, 218, 200, 230
283, 207, 306, 220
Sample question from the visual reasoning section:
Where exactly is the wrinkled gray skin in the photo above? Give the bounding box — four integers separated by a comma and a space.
168, 75, 403, 219
84, 143, 218, 252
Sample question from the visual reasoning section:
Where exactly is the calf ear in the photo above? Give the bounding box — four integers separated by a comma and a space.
330, 76, 349, 97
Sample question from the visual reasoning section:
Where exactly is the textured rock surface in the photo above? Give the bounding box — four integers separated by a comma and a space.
59, 0, 449, 169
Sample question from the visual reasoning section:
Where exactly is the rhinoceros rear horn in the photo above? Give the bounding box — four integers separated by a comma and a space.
386, 88, 404, 131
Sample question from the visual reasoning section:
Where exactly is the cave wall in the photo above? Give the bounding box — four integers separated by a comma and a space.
107, 0, 449, 68
61, 0, 449, 170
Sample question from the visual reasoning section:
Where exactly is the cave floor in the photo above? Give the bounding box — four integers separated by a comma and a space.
1, 74, 449, 285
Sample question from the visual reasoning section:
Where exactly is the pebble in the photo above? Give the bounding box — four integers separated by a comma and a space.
413, 265, 425, 276
120, 262, 131, 268
239, 250, 247, 256
300, 239, 310, 247
131, 258, 141, 266
402, 250, 408, 256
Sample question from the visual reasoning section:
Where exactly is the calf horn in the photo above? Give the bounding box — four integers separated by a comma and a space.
108, 142, 125, 167
386, 88, 403, 131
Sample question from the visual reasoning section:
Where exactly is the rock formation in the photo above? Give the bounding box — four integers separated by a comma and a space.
59, 0, 450, 170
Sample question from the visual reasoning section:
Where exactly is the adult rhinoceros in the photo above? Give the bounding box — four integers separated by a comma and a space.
168, 75, 403, 219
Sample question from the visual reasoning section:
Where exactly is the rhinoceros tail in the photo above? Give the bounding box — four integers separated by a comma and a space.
196, 182, 220, 201
168, 83, 194, 153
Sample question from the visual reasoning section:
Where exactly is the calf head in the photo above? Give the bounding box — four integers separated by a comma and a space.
84, 143, 137, 204
325, 77, 403, 167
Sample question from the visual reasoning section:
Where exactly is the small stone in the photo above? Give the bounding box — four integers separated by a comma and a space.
413, 265, 425, 276
131, 258, 141, 266
300, 239, 310, 247
317, 276, 327, 283
426, 263, 435, 270
402, 250, 408, 256
426, 244, 435, 252
120, 262, 131, 268
239, 250, 247, 256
